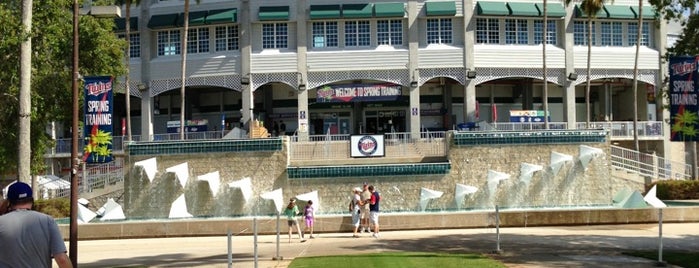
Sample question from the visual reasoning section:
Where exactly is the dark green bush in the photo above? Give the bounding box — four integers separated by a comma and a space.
648, 180, 699, 200
33, 198, 71, 218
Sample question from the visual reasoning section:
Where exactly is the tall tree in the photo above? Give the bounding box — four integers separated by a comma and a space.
180, 0, 202, 139
114, 0, 142, 142
631, 1, 644, 152
19, 0, 33, 185
0, 0, 126, 177
579, 0, 606, 128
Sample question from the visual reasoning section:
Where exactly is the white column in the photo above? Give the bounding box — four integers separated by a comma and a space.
463, 0, 476, 122
563, 2, 576, 129
408, 0, 420, 137
139, 5, 153, 141
297, 0, 309, 141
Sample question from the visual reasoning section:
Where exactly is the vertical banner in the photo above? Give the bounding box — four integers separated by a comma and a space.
669, 56, 699, 142
83, 76, 114, 163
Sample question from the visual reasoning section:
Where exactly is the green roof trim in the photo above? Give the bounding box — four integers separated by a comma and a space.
115, 17, 138, 31
507, 2, 538, 17
374, 2, 405, 17
259, 6, 289, 21
206, 8, 237, 24
178, 11, 208, 26
147, 13, 179, 29
535, 3, 566, 17
476, 1, 509, 16
575, 4, 608, 18
342, 4, 373, 18
425, 1, 457, 16
310, 5, 341, 19
604, 5, 635, 19
630, 6, 656, 19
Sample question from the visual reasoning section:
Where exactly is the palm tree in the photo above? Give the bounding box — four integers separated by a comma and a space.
631, 1, 643, 151
179, 0, 202, 139
19, 0, 32, 184
114, 0, 141, 142
579, 0, 606, 128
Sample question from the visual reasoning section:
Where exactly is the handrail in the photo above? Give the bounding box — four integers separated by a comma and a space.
610, 145, 691, 180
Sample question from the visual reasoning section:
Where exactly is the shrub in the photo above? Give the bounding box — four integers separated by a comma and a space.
648, 180, 699, 200
33, 198, 71, 218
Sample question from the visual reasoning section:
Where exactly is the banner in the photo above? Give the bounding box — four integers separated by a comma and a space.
509, 110, 549, 123
83, 76, 114, 163
669, 56, 699, 141
350, 135, 385, 157
316, 83, 402, 103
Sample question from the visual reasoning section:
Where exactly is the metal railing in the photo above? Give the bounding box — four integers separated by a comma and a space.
38, 158, 125, 199
610, 145, 691, 180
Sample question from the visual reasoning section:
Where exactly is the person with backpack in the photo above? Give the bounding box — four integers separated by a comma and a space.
368, 185, 381, 238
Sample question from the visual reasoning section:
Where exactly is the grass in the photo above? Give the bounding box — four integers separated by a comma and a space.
625, 251, 699, 268
288, 252, 506, 268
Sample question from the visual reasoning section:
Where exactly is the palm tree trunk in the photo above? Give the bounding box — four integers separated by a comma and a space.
19, 0, 32, 185
586, 18, 592, 128
180, 0, 190, 140
543, 0, 549, 129
125, 0, 132, 141
632, 1, 641, 151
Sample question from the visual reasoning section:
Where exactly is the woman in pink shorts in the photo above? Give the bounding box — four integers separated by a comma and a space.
304, 200, 315, 238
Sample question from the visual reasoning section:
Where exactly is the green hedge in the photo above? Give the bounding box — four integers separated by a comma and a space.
648, 180, 699, 200
33, 198, 71, 218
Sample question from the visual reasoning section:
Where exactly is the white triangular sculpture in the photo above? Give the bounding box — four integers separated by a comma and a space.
261, 188, 284, 214
579, 145, 605, 169
197, 171, 221, 197
296, 190, 320, 213
643, 185, 667, 208
99, 198, 126, 221
78, 204, 97, 224
228, 177, 253, 202
487, 170, 510, 195
454, 184, 478, 210
419, 187, 443, 211
134, 157, 158, 183
165, 162, 189, 187
169, 194, 193, 218
519, 163, 543, 185
550, 152, 573, 176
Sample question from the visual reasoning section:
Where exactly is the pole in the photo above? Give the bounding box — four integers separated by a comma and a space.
227, 228, 232, 268
273, 212, 282, 260
69, 0, 80, 265
495, 205, 502, 254
658, 208, 664, 265
253, 218, 258, 268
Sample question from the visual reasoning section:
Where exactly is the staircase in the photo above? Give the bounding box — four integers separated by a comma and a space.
610, 145, 691, 182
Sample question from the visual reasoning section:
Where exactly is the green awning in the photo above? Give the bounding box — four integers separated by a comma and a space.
147, 13, 179, 29
575, 4, 608, 18
425, 1, 457, 16
342, 4, 373, 18
631, 6, 656, 19
259, 6, 289, 21
178, 11, 208, 26
535, 3, 566, 17
310, 5, 341, 19
374, 2, 405, 17
476, 1, 509, 16
507, 2, 538, 17
115, 17, 138, 31
604, 5, 635, 19
206, 9, 237, 24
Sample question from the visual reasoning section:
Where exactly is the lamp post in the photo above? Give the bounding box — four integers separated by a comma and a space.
69, 0, 80, 266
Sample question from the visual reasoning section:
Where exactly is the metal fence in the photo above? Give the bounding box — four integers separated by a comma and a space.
610, 145, 691, 180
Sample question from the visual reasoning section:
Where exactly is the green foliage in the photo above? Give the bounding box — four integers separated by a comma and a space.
648, 180, 699, 200
33, 198, 71, 218
671, 110, 699, 141
0, 0, 126, 176
289, 252, 506, 268
667, 13, 699, 57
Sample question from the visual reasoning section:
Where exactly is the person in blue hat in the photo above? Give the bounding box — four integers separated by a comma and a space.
0, 181, 72, 268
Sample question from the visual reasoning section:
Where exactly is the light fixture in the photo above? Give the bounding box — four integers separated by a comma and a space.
137, 83, 148, 92
567, 73, 578, 81
664, 118, 671, 124
298, 84, 307, 91
466, 70, 477, 79
240, 75, 250, 85
410, 81, 418, 88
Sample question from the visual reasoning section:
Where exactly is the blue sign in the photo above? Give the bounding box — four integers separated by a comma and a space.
83, 76, 114, 163
669, 56, 699, 141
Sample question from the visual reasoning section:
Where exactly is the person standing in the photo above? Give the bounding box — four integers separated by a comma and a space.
279, 120, 287, 135
0, 181, 72, 268
350, 188, 363, 238
360, 183, 371, 233
303, 200, 315, 239
368, 185, 381, 238
283, 198, 305, 243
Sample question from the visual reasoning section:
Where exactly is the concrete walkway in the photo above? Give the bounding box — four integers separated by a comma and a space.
68, 223, 698, 268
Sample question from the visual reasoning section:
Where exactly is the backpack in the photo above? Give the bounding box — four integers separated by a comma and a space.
348, 199, 354, 212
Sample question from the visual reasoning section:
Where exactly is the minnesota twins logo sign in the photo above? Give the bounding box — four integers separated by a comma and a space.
357, 135, 378, 156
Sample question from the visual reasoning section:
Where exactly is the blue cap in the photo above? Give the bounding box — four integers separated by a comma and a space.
7, 182, 33, 202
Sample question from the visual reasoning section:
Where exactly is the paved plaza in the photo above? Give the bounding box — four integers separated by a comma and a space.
65, 222, 698, 268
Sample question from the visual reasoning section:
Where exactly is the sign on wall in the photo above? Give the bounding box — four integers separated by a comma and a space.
350, 135, 385, 158
509, 110, 549, 123
316, 83, 402, 103
83, 76, 114, 163
669, 56, 699, 142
